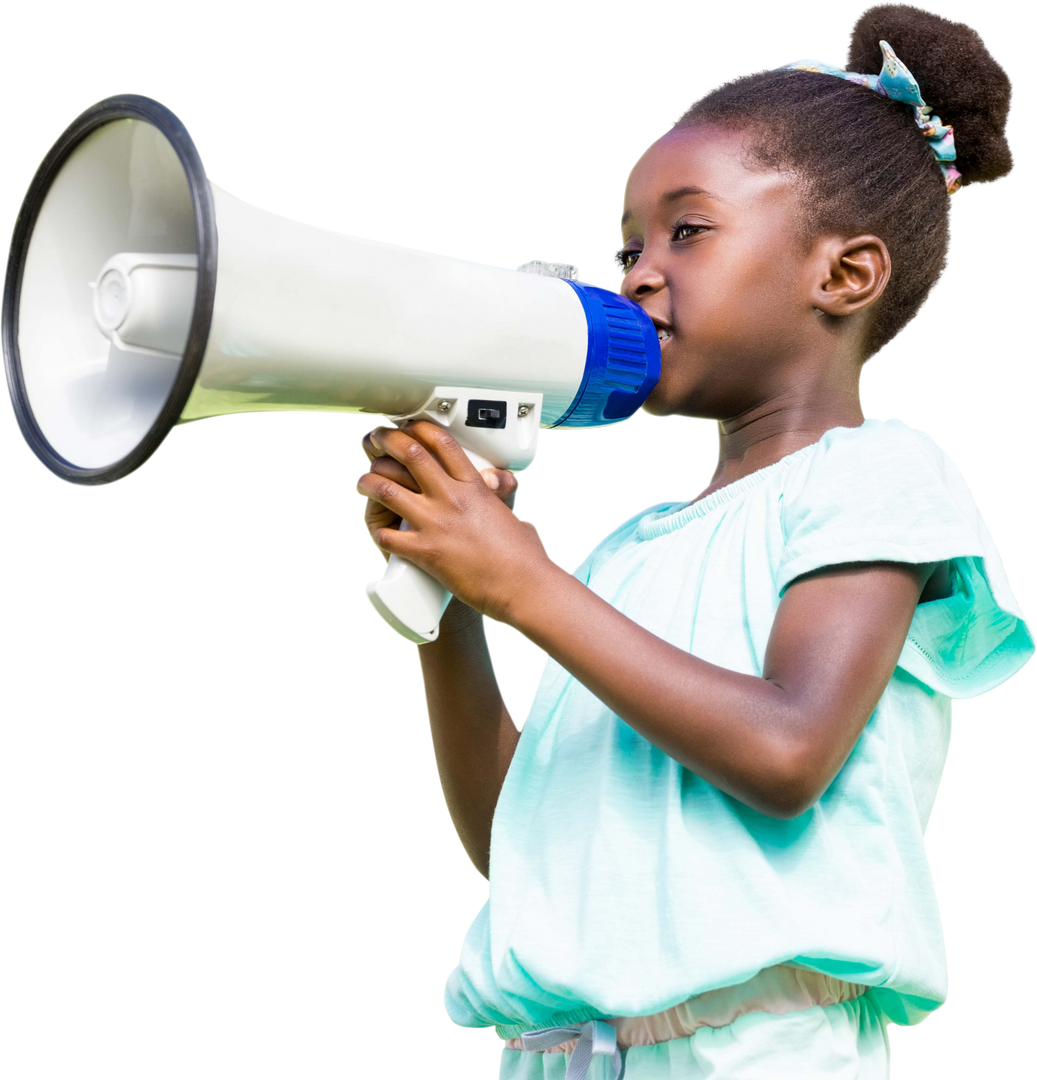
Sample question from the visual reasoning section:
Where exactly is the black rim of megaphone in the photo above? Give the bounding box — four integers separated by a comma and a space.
1, 94, 217, 485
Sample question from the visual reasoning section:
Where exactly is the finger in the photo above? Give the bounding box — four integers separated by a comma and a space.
362, 429, 387, 463
397, 419, 483, 483
477, 468, 517, 494
375, 522, 423, 562
367, 421, 455, 496
356, 464, 416, 514
497, 470, 519, 509
371, 455, 421, 493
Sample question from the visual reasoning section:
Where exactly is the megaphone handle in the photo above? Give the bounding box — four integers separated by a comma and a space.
366, 448, 494, 644
365, 527, 450, 644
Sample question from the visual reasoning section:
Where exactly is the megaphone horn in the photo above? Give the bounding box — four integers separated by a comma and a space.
3, 95, 660, 642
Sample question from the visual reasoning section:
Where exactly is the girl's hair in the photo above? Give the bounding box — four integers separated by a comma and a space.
677, 5, 1012, 359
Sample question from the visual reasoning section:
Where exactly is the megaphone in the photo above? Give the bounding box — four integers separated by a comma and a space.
2, 95, 659, 643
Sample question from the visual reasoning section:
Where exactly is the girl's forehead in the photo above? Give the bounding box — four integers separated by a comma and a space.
622, 129, 743, 203
622, 127, 795, 223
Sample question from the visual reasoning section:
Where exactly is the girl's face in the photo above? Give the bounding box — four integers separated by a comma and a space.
619, 124, 822, 420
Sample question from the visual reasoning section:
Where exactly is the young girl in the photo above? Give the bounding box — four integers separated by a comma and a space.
358, 5, 1031, 1077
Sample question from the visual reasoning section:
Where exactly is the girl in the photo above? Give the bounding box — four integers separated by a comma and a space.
357, 5, 1031, 1077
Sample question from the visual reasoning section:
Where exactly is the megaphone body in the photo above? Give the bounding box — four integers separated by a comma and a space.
3, 96, 659, 642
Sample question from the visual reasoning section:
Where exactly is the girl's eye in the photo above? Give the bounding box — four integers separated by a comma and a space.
617, 221, 708, 267
673, 223, 706, 241
614, 248, 641, 273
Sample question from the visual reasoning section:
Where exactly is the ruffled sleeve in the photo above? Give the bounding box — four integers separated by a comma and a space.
777, 420, 1033, 698
571, 501, 677, 585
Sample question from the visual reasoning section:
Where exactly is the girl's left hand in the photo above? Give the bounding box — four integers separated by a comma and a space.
356, 419, 556, 623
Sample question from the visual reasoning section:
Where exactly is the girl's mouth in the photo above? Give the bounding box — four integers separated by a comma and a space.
655, 324, 673, 347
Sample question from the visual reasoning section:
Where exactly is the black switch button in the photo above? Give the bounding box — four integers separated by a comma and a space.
466, 400, 507, 429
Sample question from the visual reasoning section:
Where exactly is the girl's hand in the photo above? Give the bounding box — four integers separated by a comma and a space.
360, 425, 519, 562
358, 420, 548, 621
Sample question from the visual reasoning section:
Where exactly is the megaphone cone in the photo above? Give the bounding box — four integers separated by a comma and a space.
3, 95, 659, 641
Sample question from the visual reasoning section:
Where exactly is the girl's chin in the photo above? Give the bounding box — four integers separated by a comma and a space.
641, 387, 675, 417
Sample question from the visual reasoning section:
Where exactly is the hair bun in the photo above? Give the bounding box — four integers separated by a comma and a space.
842, 0, 1011, 190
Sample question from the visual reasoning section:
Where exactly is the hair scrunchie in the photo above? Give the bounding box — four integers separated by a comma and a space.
779, 40, 962, 194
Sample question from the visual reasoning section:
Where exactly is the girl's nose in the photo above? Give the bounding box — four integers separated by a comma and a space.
621, 256, 666, 302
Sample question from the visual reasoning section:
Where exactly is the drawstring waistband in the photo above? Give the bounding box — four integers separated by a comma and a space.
521, 1021, 624, 1080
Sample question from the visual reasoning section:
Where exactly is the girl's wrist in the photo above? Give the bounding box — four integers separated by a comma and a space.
499, 559, 572, 633
432, 595, 484, 640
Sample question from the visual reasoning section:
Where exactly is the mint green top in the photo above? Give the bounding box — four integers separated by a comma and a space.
445, 419, 1033, 1036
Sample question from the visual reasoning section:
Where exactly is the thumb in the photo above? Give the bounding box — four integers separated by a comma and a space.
481, 464, 522, 501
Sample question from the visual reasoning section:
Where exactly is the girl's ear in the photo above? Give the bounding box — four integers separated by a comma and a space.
809, 234, 892, 317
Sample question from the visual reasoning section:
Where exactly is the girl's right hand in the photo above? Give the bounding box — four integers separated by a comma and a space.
361, 428, 518, 562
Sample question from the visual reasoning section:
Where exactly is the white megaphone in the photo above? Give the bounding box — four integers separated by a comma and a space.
2, 95, 659, 643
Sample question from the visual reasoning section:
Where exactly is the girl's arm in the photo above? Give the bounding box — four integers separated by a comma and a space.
505, 557, 929, 818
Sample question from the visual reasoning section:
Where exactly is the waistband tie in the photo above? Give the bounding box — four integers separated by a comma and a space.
521, 1020, 624, 1080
